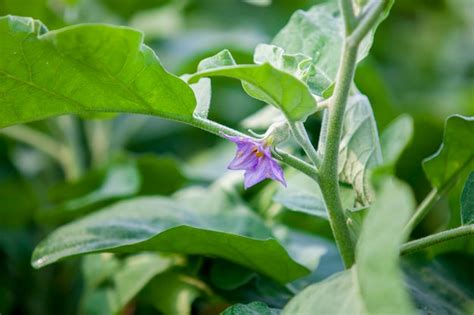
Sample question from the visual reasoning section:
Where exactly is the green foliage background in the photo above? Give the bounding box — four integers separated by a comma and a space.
0, 0, 473, 314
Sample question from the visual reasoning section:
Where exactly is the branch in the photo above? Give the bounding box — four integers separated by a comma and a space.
347, 0, 385, 47
339, 0, 357, 33
400, 225, 474, 256
288, 121, 321, 168
318, 42, 358, 268
402, 188, 440, 236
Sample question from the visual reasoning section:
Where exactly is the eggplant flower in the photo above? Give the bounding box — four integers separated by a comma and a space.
224, 135, 286, 189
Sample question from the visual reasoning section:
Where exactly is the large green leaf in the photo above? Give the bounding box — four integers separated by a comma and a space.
31, 195, 309, 284
356, 179, 416, 314
188, 50, 317, 121
0, 16, 196, 128
461, 172, 474, 225
423, 115, 474, 192
283, 178, 416, 314
318, 94, 382, 206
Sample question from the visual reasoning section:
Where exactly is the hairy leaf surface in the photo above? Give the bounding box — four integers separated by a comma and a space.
32, 196, 309, 284
318, 94, 382, 205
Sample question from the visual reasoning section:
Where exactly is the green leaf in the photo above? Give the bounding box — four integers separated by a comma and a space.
82, 253, 172, 314
188, 50, 317, 121
283, 178, 416, 314
461, 172, 474, 225
284, 269, 366, 314
273, 172, 327, 219
210, 259, 256, 290
141, 269, 202, 315
272, 3, 373, 96
0, 16, 196, 128
190, 78, 211, 119
136, 155, 186, 196
31, 195, 309, 284
380, 114, 414, 169
318, 94, 382, 206
356, 178, 416, 315
222, 301, 280, 315
197, 49, 236, 71
38, 159, 141, 223
273, 171, 356, 218
403, 254, 474, 314
423, 115, 474, 192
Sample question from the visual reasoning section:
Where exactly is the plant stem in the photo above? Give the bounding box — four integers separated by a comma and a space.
339, 0, 357, 33
189, 116, 319, 180
400, 225, 474, 256
56, 116, 85, 180
0, 125, 78, 180
288, 121, 321, 167
319, 42, 358, 268
315, 0, 386, 268
86, 120, 111, 168
348, 0, 385, 47
402, 188, 440, 236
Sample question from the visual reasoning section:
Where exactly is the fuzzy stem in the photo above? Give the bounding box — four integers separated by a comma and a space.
400, 225, 474, 256
339, 0, 357, 33
288, 121, 321, 167
318, 42, 358, 268
348, 0, 386, 47
402, 188, 440, 236
314, 0, 387, 268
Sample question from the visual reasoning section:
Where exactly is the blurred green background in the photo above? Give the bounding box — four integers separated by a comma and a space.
0, 0, 473, 314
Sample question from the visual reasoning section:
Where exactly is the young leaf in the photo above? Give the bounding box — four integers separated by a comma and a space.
423, 115, 474, 192
31, 196, 309, 284
318, 93, 383, 206
271, 3, 372, 96
0, 16, 196, 128
188, 50, 317, 121
461, 172, 474, 225
380, 114, 414, 169
254, 43, 312, 81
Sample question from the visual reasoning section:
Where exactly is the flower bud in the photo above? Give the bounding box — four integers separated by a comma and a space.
263, 121, 290, 146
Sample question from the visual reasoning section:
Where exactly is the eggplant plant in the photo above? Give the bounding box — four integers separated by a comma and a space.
0, 0, 473, 314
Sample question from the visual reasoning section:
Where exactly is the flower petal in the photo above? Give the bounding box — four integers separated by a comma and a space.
228, 144, 258, 170
243, 155, 286, 189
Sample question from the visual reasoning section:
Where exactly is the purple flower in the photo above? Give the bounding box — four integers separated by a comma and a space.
225, 135, 286, 189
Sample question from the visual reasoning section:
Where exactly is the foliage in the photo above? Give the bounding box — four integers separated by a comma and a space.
0, 0, 473, 314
